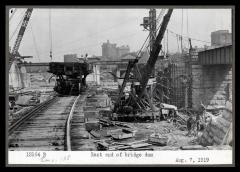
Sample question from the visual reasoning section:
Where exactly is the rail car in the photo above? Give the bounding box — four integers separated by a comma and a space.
48, 62, 92, 95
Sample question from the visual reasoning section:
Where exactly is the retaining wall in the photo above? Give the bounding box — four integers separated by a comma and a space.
192, 64, 232, 110
199, 101, 232, 146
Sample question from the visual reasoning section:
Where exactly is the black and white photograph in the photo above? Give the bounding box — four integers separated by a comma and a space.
7, 6, 234, 165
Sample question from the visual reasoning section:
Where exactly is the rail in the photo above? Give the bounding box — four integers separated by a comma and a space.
66, 95, 80, 151
8, 96, 58, 135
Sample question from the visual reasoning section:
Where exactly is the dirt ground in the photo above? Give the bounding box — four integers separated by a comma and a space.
89, 120, 199, 151
130, 121, 198, 150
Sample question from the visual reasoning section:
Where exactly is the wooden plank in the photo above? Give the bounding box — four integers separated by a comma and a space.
111, 132, 135, 140
123, 139, 148, 146
132, 147, 154, 151
90, 130, 101, 138
131, 143, 151, 148
180, 145, 208, 150
9, 140, 64, 147
97, 142, 109, 150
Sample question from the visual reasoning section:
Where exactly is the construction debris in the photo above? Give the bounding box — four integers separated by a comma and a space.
97, 141, 109, 150
180, 145, 208, 150
160, 103, 177, 110
81, 87, 233, 152
96, 138, 152, 151
148, 133, 168, 146
111, 128, 136, 140
85, 121, 100, 132
90, 130, 101, 138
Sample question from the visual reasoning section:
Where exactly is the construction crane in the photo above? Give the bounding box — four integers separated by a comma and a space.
113, 9, 173, 119
139, 9, 173, 97
9, 8, 33, 70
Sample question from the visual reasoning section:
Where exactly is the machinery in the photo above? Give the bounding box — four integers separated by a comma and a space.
48, 62, 92, 95
9, 8, 33, 108
113, 9, 173, 121
9, 8, 33, 70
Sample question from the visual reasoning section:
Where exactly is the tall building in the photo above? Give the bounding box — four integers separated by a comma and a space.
64, 54, 79, 62
102, 40, 130, 60
211, 30, 232, 46
101, 40, 118, 60
117, 45, 130, 57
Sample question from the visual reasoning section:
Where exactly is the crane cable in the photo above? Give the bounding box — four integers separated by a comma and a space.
30, 20, 49, 83
9, 10, 26, 42
181, 9, 183, 53
186, 9, 189, 38
34, 9, 166, 60
9, 8, 17, 22
29, 21, 41, 62
186, 9, 191, 50
156, 9, 166, 27
167, 29, 169, 55
49, 9, 53, 61
176, 34, 180, 52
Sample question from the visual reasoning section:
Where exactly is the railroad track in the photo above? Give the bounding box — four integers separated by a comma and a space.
67, 89, 99, 151
9, 86, 108, 151
8, 96, 58, 135
8, 95, 77, 151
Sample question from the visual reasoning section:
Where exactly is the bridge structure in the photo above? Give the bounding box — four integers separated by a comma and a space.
16, 60, 130, 87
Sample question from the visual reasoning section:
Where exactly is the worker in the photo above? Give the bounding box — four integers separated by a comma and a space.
167, 109, 177, 125
131, 82, 136, 95
84, 53, 88, 63
172, 110, 177, 125
186, 114, 195, 136
160, 109, 167, 120
167, 109, 173, 122
200, 102, 207, 122
196, 112, 205, 132
124, 92, 130, 102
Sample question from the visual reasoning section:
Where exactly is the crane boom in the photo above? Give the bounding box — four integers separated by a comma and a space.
9, 8, 33, 70
113, 9, 173, 114
139, 9, 173, 98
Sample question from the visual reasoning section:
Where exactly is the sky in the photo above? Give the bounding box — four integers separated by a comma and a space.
8, 8, 232, 62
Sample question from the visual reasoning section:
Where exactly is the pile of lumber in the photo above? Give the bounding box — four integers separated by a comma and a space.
111, 128, 136, 140
99, 118, 114, 126
99, 118, 132, 128
97, 139, 152, 151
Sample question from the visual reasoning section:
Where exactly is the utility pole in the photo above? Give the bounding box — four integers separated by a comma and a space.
114, 9, 173, 115
139, 9, 173, 98
140, 8, 157, 53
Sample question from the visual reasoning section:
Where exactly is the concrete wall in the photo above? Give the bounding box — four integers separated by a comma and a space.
192, 64, 232, 110
9, 61, 23, 89
29, 73, 55, 88
9, 63, 54, 90
86, 64, 100, 85
20, 66, 31, 88
199, 101, 232, 146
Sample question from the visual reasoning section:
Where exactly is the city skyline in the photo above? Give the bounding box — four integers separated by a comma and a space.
9, 8, 232, 62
